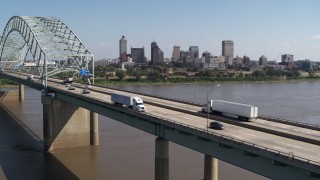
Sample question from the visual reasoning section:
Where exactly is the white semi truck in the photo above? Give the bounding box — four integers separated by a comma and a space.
111, 94, 146, 112
202, 100, 258, 121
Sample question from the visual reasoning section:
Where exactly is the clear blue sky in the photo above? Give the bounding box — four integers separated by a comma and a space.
1, 0, 320, 61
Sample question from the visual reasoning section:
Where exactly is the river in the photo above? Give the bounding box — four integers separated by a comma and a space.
1, 80, 319, 179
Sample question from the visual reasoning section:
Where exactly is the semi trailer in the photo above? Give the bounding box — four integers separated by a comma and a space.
202, 100, 258, 121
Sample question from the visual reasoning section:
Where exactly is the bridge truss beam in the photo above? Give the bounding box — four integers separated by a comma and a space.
0, 16, 94, 90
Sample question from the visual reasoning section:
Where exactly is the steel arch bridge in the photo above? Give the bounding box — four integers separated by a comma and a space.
0, 16, 94, 87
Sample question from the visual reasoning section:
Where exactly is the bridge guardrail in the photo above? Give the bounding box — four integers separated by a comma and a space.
259, 115, 320, 131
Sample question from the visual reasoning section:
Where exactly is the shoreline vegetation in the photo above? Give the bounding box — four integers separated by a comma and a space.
92, 75, 320, 86
2, 66, 320, 87
1, 75, 320, 88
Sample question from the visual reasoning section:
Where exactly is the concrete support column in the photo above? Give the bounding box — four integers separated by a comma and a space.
19, 83, 24, 102
42, 94, 53, 151
155, 137, 169, 180
90, 111, 99, 145
42, 94, 91, 151
204, 154, 218, 180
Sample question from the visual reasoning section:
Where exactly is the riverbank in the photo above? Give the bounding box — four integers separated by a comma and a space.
2, 75, 320, 87
92, 76, 320, 86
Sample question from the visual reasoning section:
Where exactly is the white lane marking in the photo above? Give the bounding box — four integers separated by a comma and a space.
286, 143, 308, 150
232, 135, 243, 139
272, 146, 288, 151
182, 116, 199, 121
242, 132, 261, 138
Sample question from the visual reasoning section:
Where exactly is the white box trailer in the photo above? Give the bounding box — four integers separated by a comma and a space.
111, 93, 145, 112
208, 100, 258, 121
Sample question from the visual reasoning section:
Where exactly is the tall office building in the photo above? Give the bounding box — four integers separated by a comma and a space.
189, 46, 199, 58
119, 35, 127, 63
151, 41, 164, 65
131, 47, 145, 64
259, 55, 268, 66
202, 51, 211, 62
180, 50, 191, 63
222, 40, 234, 65
281, 54, 294, 63
172, 45, 180, 61
243, 56, 251, 65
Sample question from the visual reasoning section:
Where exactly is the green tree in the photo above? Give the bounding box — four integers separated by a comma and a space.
308, 69, 315, 77
135, 71, 142, 81
147, 70, 161, 79
116, 71, 126, 81
252, 70, 265, 77
238, 72, 244, 78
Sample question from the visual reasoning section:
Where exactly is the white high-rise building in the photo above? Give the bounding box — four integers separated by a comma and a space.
119, 35, 127, 63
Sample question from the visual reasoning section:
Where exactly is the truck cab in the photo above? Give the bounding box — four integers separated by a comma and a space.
202, 103, 212, 113
132, 97, 146, 112
27, 75, 34, 81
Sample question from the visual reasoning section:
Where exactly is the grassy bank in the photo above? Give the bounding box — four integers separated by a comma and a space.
0, 79, 19, 87
2, 75, 319, 88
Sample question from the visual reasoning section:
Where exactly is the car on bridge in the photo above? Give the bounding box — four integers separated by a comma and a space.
82, 89, 90, 94
68, 85, 75, 90
209, 121, 224, 130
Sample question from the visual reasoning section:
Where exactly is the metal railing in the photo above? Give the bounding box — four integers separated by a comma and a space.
259, 115, 320, 131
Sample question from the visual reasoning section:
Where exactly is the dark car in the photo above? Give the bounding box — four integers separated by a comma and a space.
68, 85, 75, 90
209, 122, 224, 130
82, 89, 90, 94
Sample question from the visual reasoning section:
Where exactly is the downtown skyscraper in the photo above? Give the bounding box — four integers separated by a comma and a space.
131, 47, 145, 64
172, 45, 180, 61
119, 35, 127, 63
222, 40, 234, 65
151, 41, 164, 65
189, 46, 199, 58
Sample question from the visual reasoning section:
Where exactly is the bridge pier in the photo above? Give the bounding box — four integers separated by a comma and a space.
155, 137, 169, 180
204, 155, 218, 180
42, 94, 99, 151
19, 83, 24, 102
90, 111, 99, 145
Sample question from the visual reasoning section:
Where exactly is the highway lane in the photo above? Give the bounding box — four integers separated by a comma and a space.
46, 80, 320, 164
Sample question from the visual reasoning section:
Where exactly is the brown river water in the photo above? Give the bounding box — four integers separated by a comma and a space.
1, 80, 319, 179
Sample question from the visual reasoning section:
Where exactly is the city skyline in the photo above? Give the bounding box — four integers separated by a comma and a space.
0, 0, 320, 61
